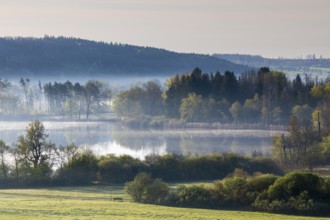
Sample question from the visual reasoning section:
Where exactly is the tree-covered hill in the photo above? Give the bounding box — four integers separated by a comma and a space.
0, 37, 249, 78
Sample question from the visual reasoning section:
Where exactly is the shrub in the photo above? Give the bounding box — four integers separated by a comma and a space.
175, 185, 216, 207
125, 172, 169, 204
214, 177, 248, 205
56, 150, 98, 185
267, 172, 328, 201
245, 174, 278, 202
254, 172, 330, 214
98, 155, 144, 183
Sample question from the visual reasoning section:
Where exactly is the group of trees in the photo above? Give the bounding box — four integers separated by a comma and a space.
271, 79, 330, 169
125, 170, 330, 215
44, 80, 111, 119
112, 80, 163, 117
0, 78, 112, 119
113, 67, 326, 126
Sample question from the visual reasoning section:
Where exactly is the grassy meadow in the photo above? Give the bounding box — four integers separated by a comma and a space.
0, 185, 329, 220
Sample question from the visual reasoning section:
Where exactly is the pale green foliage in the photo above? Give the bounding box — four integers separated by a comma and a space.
229, 101, 242, 122
112, 86, 145, 117
179, 93, 206, 122
242, 94, 262, 122
271, 107, 282, 124
291, 105, 312, 123
112, 81, 163, 117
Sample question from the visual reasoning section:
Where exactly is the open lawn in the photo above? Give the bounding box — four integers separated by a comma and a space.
0, 185, 329, 220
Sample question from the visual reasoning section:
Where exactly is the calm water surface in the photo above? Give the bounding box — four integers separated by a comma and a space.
0, 121, 284, 159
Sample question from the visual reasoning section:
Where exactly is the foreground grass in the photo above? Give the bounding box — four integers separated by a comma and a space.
0, 186, 329, 220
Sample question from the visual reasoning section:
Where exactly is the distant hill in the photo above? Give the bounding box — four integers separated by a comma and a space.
214, 54, 330, 79
0, 37, 249, 78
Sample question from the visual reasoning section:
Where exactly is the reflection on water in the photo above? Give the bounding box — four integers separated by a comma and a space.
0, 121, 283, 159
89, 141, 167, 160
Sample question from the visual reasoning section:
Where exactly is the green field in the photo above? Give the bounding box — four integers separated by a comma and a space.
0, 185, 329, 220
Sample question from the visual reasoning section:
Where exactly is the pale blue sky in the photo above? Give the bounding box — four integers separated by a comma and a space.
1, 0, 329, 58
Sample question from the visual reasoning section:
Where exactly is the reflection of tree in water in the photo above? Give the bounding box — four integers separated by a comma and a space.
175, 134, 274, 156
62, 128, 77, 145
111, 129, 166, 152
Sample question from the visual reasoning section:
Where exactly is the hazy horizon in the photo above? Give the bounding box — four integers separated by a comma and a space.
1, 0, 329, 59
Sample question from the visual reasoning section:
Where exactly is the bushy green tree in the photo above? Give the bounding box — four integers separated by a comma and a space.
57, 149, 98, 185
15, 121, 55, 180
112, 81, 163, 118
253, 172, 330, 214
125, 172, 169, 204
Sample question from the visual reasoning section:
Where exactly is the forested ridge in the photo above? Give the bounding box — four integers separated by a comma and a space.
0, 36, 248, 77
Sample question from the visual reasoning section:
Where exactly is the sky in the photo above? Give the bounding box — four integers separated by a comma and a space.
1, 0, 330, 58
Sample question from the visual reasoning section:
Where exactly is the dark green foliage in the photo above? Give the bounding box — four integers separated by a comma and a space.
145, 153, 282, 182
125, 172, 169, 204
175, 185, 216, 207
253, 172, 330, 214
267, 172, 329, 201
56, 150, 98, 185
98, 155, 144, 183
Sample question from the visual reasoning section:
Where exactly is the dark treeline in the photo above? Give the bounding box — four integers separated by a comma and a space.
0, 121, 281, 187
125, 171, 330, 215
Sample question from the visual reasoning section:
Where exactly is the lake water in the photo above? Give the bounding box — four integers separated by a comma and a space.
0, 121, 284, 159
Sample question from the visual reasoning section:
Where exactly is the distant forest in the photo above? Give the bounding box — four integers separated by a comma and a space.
214, 54, 330, 77
0, 37, 248, 78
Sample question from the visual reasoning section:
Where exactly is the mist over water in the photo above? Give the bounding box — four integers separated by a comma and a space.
0, 121, 282, 159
